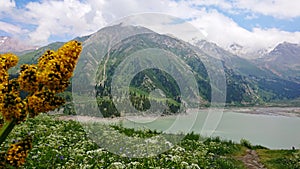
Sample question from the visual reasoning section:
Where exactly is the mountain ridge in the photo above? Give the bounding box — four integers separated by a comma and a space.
8, 24, 300, 117
255, 41, 300, 82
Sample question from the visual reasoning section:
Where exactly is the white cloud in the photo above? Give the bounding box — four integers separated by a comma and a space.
100, 0, 201, 21
0, 21, 22, 34
189, 9, 300, 52
251, 28, 300, 48
102, 0, 300, 54
1, 0, 300, 56
232, 0, 300, 19
19, 0, 107, 45
188, 0, 232, 10
191, 8, 300, 56
186, 0, 300, 19
0, 0, 16, 14
7, 0, 203, 45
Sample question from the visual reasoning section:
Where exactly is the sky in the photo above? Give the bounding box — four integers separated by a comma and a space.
1, 0, 300, 54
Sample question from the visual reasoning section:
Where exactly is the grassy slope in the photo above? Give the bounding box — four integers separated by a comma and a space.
257, 149, 300, 169
1, 114, 299, 168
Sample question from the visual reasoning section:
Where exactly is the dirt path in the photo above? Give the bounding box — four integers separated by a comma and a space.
239, 149, 266, 169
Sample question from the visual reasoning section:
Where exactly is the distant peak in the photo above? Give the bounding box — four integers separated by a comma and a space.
194, 39, 218, 48
276, 41, 298, 48
282, 41, 295, 44
266, 40, 300, 62
229, 43, 243, 50
97, 23, 155, 34
0, 36, 36, 53
272, 41, 299, 52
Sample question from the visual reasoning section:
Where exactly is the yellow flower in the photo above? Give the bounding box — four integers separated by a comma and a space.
34, 40, 82, 92
18, 64, 40, 92
0, 79, 27, 122
18, 40, 82, 117
37, 50, 56, 70
27, 89, 65, 117
0, 40, 82, 167
0, 53, 18, 70
6, 136, 32, 167
0, 69, 8, 83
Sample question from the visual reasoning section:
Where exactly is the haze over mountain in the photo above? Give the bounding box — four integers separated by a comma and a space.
0, 36, 37, 53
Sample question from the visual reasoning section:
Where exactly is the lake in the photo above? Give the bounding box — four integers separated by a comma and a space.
118, 108, 300, 150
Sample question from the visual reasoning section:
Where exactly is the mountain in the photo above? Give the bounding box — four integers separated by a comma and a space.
227, 43, 247, 57
8, 24, 300, 117
72, 23, 155, 89
226, 43, 274, 59
196, 40, 273, 77
197, 40, 300, 102
0, 36, 37, 53
256, 42, 300, 82
72, 24, 267, 116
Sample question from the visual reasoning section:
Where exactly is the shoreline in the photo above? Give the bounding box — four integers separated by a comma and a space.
224, 106, 300, 117
57, 107, 300, 122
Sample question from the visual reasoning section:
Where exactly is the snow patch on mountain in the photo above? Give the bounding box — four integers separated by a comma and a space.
0, 36, 37, 53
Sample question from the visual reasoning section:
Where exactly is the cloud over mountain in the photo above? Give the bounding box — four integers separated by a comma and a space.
0, 0, 300, 57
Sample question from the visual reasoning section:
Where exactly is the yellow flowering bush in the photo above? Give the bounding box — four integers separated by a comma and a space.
0, 40, 82, 167
6, 136, 32, 167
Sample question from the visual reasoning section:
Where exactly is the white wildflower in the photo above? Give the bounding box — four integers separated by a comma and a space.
181, 161, 189, 167
165, 141, 173, 148
174, 146, 185, 153
108, 162, 125, 169
190, 163, 201, 169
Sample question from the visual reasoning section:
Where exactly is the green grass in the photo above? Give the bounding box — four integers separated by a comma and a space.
257, 149, 300, 169
0, 114, 299, 168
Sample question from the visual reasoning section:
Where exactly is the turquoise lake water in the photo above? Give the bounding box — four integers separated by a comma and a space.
120, 110, 300, 149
